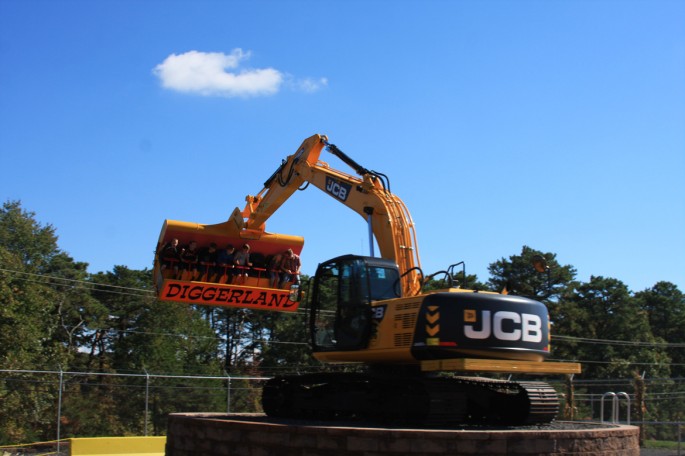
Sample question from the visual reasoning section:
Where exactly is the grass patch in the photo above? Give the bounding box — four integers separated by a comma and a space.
643, 439, 681, 450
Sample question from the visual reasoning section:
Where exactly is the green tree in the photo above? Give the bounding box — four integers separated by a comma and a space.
422, 269, 487, 292
0, 201, 88, 443
0, 222, 123, 442
0, 201, 64, 369
487, 246, 576, 301
634, 282, 685, 428
46, 252, 106, 365
83, 266, 224, 435
635, 282, 685, 376
259, 309, 315, 376
566, 277, 665, 378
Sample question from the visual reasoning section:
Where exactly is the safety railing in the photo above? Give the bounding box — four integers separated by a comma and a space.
601, 391, 631, 424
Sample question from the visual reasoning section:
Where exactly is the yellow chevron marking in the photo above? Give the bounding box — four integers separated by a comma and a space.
426, 312, 440, 324
426, 324, 440, 336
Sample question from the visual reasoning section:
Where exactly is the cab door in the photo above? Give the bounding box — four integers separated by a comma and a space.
310, 256, 373, 351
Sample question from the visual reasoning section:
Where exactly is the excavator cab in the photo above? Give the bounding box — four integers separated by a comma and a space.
308, 254, 560, 366
310, 255, 401, 352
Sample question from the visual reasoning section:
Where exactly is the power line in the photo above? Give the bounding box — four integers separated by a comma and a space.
0, 267, 154, 297
4, 267, 685, 353
549, 358, 685, 367
552, 334, 685, 348
80, 327, 311, 347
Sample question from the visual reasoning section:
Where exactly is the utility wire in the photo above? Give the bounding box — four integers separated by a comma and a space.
549, 358, 685, 367
4, 267, 685, 349
552, 334, 685, 348
0, 267, 154, 296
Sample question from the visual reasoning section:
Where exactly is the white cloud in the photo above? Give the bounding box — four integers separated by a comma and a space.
153, 49, 283, 98
154, 49, 328, 98
289, 77, 329, 93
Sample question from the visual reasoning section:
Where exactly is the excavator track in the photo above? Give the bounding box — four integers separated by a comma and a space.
262, 372, 559, 426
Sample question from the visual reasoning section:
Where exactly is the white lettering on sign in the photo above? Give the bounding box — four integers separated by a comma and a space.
464, 310, 491, 339
325, 178, 351, 201
464, 310, 542, 343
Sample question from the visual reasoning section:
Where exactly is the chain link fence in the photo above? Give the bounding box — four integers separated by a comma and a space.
1, 369, 683, 454
0, 368, 270, 454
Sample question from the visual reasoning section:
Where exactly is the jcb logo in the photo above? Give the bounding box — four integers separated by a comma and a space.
372, 305, 386, 320
326, 177, 351, 202
464, 310, 542, 343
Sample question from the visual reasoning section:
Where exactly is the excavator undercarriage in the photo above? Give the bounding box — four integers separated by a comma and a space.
262, 371, 560, 426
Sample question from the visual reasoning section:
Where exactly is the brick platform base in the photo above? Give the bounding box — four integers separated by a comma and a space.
165, 413, 639, 456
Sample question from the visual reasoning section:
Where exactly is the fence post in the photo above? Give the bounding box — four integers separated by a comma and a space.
564, 374, 575, 420
226, 374, 232, 414
144, 370, 150, 436
57, 368, 64, 454
634, 371, 646, 445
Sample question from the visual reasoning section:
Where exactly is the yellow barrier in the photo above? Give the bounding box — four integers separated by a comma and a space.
69, 436, 166, 456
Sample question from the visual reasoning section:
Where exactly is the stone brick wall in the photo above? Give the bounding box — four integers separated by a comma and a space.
165, 413, 640, 456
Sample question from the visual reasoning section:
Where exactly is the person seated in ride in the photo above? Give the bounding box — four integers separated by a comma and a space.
194, 242, 217, 281
212, 244, 236, 283
177, 240, 199, 279
159, 238, 180, 276
268, 251, 285, 288
233, 243, 252, 284
278, 248, 301, 288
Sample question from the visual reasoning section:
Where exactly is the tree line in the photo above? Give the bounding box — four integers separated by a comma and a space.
1, 200, 683, 443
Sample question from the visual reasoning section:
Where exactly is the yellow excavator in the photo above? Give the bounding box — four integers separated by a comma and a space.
153, 134, 580, 425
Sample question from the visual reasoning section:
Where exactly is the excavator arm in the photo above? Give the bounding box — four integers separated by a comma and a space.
153, 134, 421, 309
240, 134, 422, 296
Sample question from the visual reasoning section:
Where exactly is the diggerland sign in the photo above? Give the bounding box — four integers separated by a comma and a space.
159, 280, 299, 312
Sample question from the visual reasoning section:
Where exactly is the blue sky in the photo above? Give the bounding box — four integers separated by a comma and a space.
1, 0, 683, 293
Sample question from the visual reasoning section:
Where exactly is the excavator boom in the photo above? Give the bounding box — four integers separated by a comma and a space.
241, 134, 421, 296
